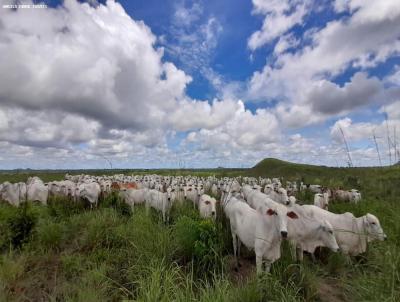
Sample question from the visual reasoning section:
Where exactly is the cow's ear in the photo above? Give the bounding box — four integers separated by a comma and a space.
266, 209, 276, 216
287, 211, 298, 219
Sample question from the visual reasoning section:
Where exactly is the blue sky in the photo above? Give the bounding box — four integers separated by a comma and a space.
0, 0, 399, 169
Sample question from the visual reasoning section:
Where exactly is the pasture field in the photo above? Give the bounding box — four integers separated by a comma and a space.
0, 159, 399, 301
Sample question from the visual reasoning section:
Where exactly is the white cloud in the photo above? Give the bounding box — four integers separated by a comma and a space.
184, 104, 281, 154
330, 118, 375, 144
382, 101, 400, 120
0, 0, 399, 169
275, 103, 325, 128
0, 106, 100, 148
248, 0, 310, 50
173, 1, 203, 26
167, 99, 243, 131
273, 33, 300, 55
0, 0, 191, 131
248, 0, 400, 128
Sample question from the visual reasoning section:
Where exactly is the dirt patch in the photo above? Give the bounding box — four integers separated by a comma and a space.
226, 255, 256, 285
317, 277, 347, 302
7, 253, 64, 301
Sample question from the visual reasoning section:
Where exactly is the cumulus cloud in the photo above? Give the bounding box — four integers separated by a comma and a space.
248, 0, 310, 50
0, 106, 100, 148
330, 116, 400, 164
167, 99, 243, 131
273, 33, 300, 55
248, 0, 400, 125
382, 101, 400, 120
184, 103, 281, 154
1, 0, 399, 169
0, 0, 293, 168
275, 103, 325, 128
330, 118, 375, 144
307, 72, 383, 115
0, 0, 191, 131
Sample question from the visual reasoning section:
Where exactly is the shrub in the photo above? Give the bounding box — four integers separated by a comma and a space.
34, 220, 65, 251
173, 216, 225, 277
101, 192, 132, 217
5, 203, 36, 249
47, 196, 85, 219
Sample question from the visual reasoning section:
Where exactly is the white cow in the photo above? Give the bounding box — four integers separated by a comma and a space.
211, 183, 220, 197
198, 194, 217, 219
145, 188, 175, 222
288, 196, 297, 206
302, 205, 386, 256
225, 194, 299, 274
264, 187, 290, 206
76, 182, 101, 208
172, 185, 185, 204
184, 185, 199, 206
350, 189, 361, 203
334, 189, 361, 203
119, 188, 148, 211
287, 204, 339, 261
0, 182, 27, 206
314, 193, 329, 210
26, 177, 48, 205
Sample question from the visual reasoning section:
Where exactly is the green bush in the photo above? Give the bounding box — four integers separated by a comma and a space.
47, 196, 85, 219
101, 192, 132, 217
34, 220, 65, 251
4, 204, 36, 249
170, 201, 200, 223
173, 216, 224, 277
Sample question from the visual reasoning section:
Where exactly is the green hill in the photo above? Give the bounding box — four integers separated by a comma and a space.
250, 158, 332, 178
249, 158, 400, 202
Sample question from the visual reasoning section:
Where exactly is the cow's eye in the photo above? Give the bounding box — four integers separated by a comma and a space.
328, 230, 333, 234
371, 222, 376, 225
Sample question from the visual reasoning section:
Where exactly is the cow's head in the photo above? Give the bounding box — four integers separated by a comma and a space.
202, 197, 217, 219
261, 203, 298, 239
364, 213, 386, 241
166, 187, 175, 202
277, 188, 290, 205
318, 220, 340, 252
264, 184, 273, 194
197, 186, 204, 197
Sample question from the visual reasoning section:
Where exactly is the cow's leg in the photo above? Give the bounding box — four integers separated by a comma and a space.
256, 255, 263, 275
231, 232, 239, 271
343, 253, 352, 264
237, 240, 242, 267
297, 247, 304, 262
311, 253, 316, 262
264, 260, 272, 273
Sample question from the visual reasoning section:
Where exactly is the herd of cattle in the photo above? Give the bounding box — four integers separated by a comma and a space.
0, 174, 385, 274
